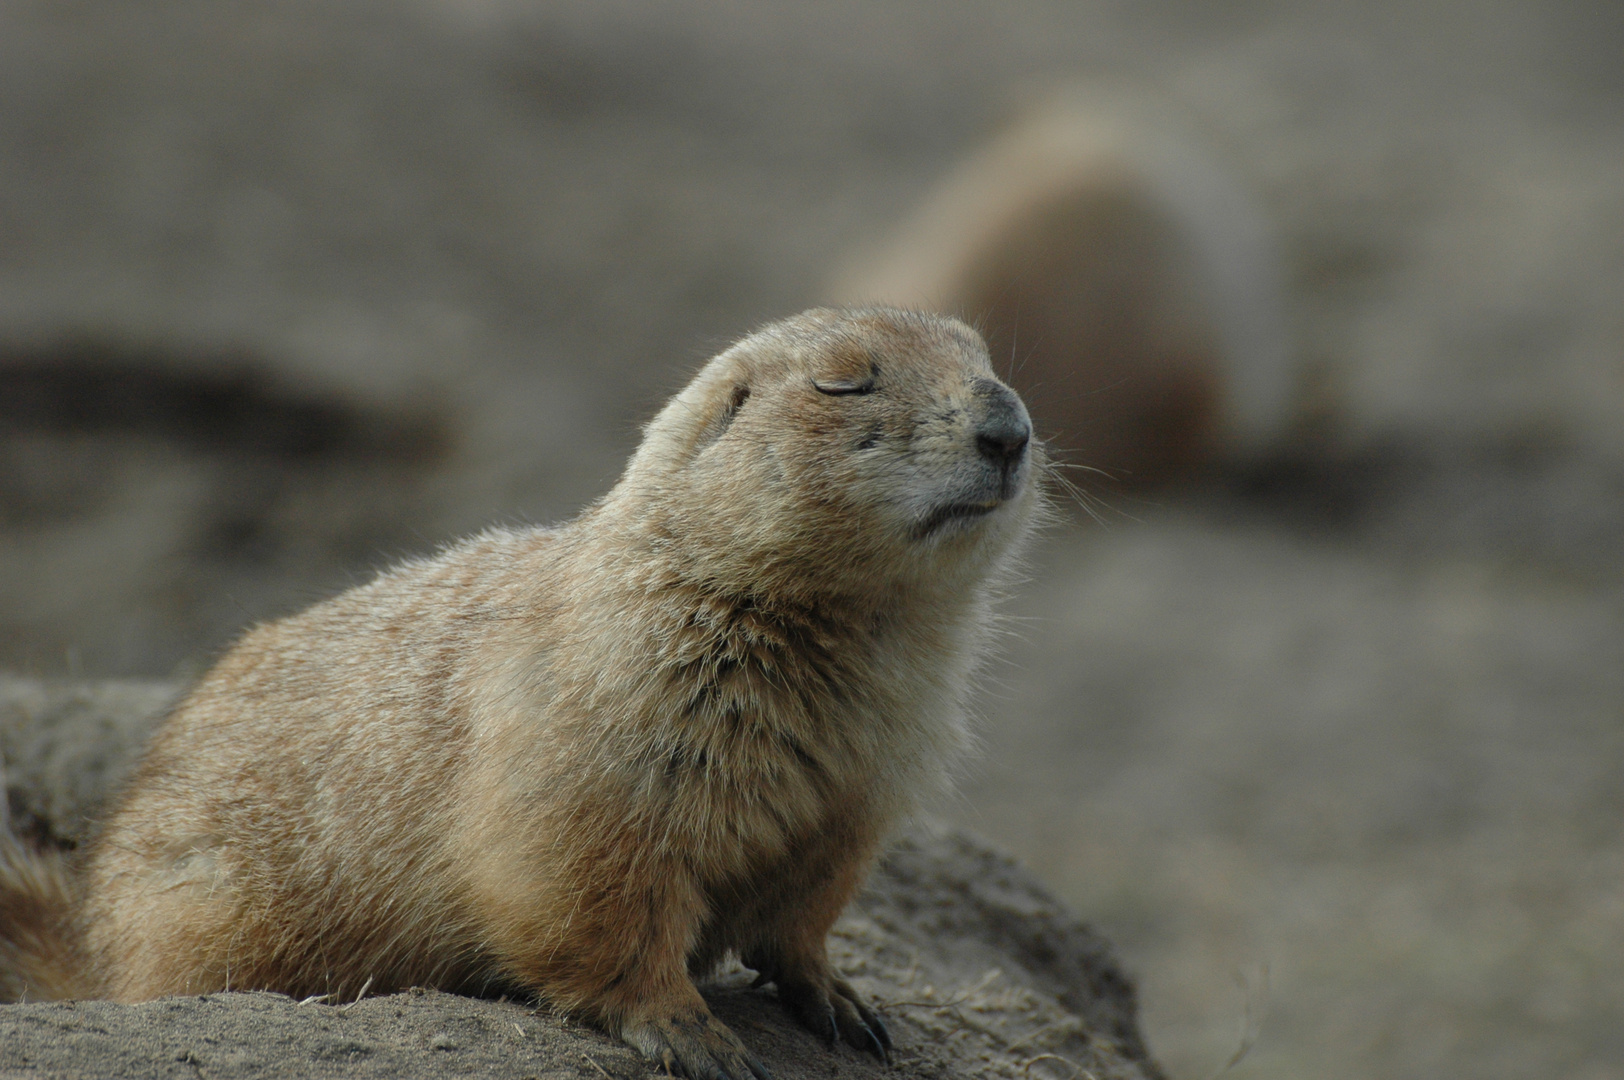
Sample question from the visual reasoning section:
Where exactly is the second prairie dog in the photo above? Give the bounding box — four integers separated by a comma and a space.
1, 308, 1038, 1078
831, 90, 1292, 485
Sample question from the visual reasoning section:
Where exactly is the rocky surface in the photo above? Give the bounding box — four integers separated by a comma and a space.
0, 677, 179, 846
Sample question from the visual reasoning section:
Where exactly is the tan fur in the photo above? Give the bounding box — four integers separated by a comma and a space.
0, 835, 80, 1002
0, 308, 1037, 1076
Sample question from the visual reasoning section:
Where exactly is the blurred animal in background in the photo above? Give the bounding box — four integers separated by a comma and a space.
831, 88, 1297, 488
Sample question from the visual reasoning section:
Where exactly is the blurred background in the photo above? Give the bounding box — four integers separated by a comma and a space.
2, 1, 1622, 1077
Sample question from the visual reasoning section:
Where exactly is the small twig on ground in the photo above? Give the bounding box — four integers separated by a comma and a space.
339, 975, 374, 1011
1021, 1053, 1097, 1080
881, 967, 1003, 1011
1004, 1015, 1084, 1054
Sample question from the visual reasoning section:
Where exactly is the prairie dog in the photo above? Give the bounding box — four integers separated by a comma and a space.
0, 308, 1038, 1077
831, 90, 1292, 484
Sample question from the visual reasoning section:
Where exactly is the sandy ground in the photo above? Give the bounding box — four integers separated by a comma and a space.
1, 1, 1622, 1077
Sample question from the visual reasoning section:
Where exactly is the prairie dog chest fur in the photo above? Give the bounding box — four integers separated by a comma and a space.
71, 307, 1038, 1078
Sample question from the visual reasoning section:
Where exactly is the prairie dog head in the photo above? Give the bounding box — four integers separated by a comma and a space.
614, 308, 1038, 602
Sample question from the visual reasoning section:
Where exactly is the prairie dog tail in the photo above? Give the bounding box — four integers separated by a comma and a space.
0, 773, 86, 1001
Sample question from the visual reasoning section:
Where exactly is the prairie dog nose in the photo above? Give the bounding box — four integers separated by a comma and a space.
972, 379, 1032, 469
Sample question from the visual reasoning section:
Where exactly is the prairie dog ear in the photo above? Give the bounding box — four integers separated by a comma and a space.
693, 382, 751, 454
632, 356, 755, 473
